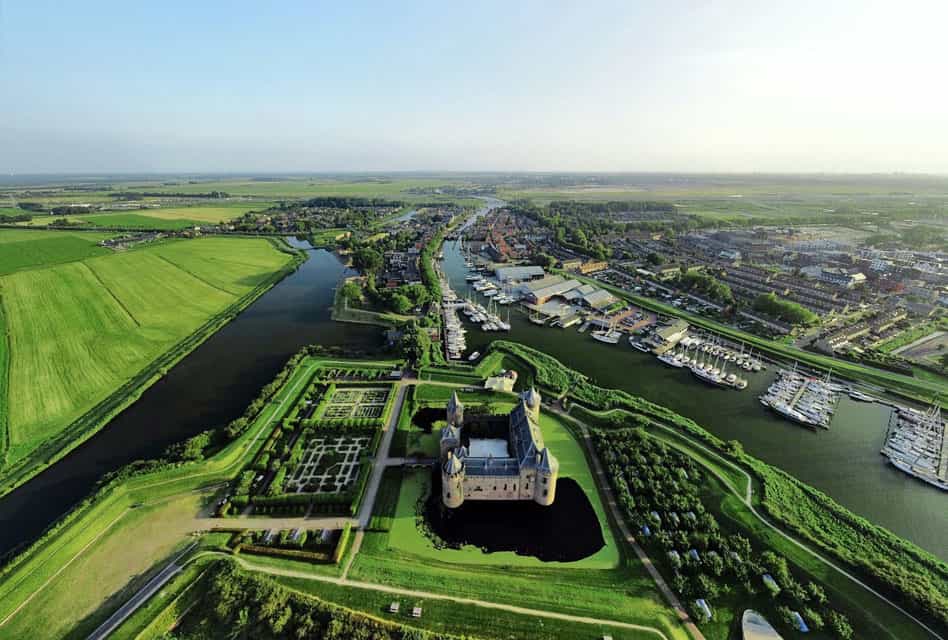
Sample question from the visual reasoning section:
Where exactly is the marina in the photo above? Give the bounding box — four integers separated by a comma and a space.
882, 405, 948, 491
759, 368, 840, 429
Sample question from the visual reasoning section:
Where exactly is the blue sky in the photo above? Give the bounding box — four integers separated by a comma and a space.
1, 0, 946, 173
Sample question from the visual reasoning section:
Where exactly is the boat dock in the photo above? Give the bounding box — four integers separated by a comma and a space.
759, 369, 838, 429
881, 405, 948, 490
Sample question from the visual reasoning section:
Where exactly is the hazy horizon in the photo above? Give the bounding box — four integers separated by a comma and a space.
2, 0, 946, 174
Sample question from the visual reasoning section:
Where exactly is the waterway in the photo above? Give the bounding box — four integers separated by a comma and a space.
442, 237, 948, 561
0, 243, 382, 557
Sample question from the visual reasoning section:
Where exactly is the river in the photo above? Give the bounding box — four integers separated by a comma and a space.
442, 234, 948, 561
0, 243, 381, 557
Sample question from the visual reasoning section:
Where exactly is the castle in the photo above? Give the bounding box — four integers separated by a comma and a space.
440, 387, 559, 508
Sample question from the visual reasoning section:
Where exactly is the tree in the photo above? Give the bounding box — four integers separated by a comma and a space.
390, 293, 412, 314
352, 246, 382, 273
646, 252, 665, 266
827, 611, 854, 639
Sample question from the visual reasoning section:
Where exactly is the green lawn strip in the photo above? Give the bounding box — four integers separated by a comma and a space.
0, 296, 9, 462
273, 575, 661, 640
0, 493, 202, 640
308, 227, 348, 247
330, 280, 415, 327
566, 271, 948, 403
877, 320, 946, 354
80, 213, 206, 230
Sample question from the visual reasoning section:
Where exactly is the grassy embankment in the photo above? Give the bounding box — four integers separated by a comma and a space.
483, 340, 948, 639
0, 233, 301, 495
0, 355, 326, 639
566, 270, 948, 404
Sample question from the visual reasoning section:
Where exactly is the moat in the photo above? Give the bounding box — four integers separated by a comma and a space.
425, 474, 605, 563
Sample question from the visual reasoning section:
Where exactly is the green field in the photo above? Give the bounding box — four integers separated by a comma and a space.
0, 229, 113, 274
0, 236, 293, 478
18, 203, 268, 229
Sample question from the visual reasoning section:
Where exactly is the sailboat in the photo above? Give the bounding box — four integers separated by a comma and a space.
591, 317, 622, 344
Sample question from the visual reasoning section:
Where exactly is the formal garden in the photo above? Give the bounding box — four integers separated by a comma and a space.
220, 367, 396, 517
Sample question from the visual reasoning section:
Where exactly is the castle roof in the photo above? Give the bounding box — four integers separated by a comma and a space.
509, 400, 545, 467
522, 387, 541, 409
538, 447, 558, 473
447, 391, 463, 412
441, 423, 460, 441
444, 453, 463, 475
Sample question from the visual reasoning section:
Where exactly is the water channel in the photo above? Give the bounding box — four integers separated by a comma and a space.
442, 228, 948, 560
0, 244, 381, 557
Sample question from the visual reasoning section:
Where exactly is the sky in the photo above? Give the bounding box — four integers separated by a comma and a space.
1, 0, 947, 174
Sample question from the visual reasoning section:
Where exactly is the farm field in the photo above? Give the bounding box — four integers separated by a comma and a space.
0, 229, 113, 275
118, 177, 466, 199
0, 236, 293, 478
17, 203, 268, 229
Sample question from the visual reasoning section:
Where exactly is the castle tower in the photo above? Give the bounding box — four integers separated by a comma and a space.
522, 387, 541, 418
533, 447, 559, 506
440, 423, 461, 461
442, 451, 465, 508
446, 391, 464, 427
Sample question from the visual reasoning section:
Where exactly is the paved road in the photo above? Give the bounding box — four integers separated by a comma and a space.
86, 543, 196, 640
356, 384, 406, 527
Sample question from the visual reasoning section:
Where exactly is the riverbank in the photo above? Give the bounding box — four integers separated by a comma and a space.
0, 237, 306, 499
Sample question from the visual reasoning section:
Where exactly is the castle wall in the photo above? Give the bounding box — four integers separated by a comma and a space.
462, 474, 526, 501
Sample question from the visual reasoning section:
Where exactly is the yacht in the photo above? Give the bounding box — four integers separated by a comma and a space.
591, 329, 622, 344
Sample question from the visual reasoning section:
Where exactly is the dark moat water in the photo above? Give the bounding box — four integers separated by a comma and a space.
425, 474, 605, 563
411, 408, 442, 433
0, 245, 382, 557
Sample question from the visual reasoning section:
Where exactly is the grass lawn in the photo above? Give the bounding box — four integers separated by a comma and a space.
0, 492, 204, 640
0, 236, 292, 475
352, 531, 688, 640
0, 229, 112, 275
274, 575, 664, 640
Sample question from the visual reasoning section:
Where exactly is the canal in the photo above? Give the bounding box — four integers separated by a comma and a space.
0, 244, 382, 557
442, 237, 948, 561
